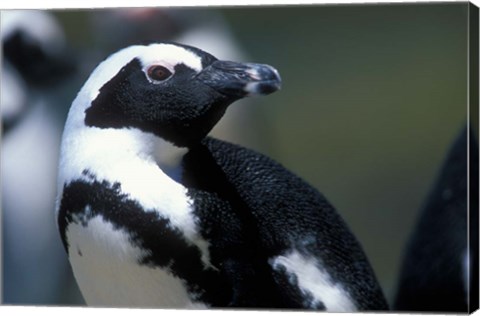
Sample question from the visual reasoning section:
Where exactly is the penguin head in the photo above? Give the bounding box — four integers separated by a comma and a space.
74, 42, 281, 147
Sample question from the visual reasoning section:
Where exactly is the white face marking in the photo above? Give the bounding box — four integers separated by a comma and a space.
139, 43, 203, 74
67, 214, 207, 308
62, 43, 204, 136
77, 43, 202, 107
270, 250, 357, 311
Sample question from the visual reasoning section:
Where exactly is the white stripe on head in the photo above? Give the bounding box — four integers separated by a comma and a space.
80, 43, 203, 106
138, 43, 203, 74
65, 43, 204, 132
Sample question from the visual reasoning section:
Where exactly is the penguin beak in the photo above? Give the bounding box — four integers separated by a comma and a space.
196, 60, 281, 99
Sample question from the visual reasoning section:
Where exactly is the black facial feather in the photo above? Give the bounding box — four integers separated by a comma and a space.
84, 58, 230, 147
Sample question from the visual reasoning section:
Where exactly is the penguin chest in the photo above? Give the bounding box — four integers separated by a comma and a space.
58, 172, 215, 308
66, 213, 207, 308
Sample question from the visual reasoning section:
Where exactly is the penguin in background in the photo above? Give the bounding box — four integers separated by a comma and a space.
56, 42, 389, 310
1, 10, 72, 135
394, 125, 479, 312
1, 10, 80, 304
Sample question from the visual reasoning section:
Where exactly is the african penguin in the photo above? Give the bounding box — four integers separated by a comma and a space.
56, 42, 388, 310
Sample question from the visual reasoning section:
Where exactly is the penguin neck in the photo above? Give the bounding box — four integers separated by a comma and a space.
58, 121, 187, 192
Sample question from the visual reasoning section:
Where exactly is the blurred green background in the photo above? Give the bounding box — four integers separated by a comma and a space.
3, 2, 473, 306
220, 3, 470, 301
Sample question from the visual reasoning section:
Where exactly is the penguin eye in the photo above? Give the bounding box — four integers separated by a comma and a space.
147, 65, 172, 82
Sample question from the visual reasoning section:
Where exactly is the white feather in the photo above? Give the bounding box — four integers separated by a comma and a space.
67, 213, 208, 308
57, 125, 213, 270
270, 250, 356, 311
74, 43, 203, 107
